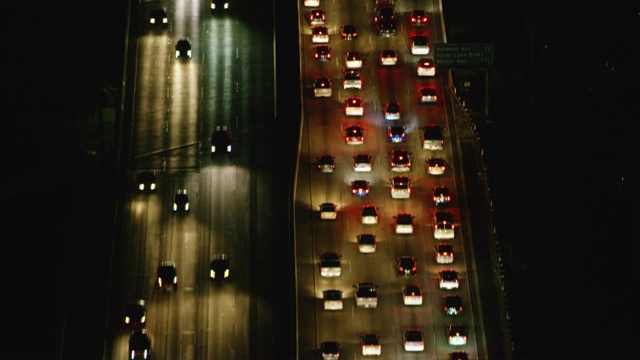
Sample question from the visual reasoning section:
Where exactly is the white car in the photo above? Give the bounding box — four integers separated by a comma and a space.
353, 154, 372, 172
402, 284, 423, 305
438, 269, 459, 290
311, 25, 329, 43
417, 58, 436, 76
361, 205, 379, 224
319, 202, 337, 220
403, 329, 425, 351
322, 289, 343, 310
379, 49, 398, 66
394, 213, 414, 234
433, 211, 455, 239
318, 251, 341, 277
344, 97, 364, 116
360, 334, 382, 356
345, 51, 363, 69
426, 157, 446, 175
357, 234, 377, 253
410, 35, 430, 55
313, 76, 332, 98
422, 124, 444, 150
447, 324, 468, 346
389, 149, 412, 172
384, 102, 401, 120
304, 0, 319, 6
390, 176, 410, 199
418, 87, 437, 104
343, 69, 362, 89
320, 341, 340, 360
435, 242, 454, 264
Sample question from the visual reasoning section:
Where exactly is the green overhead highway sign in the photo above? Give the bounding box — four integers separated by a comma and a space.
433, 43, 493, 67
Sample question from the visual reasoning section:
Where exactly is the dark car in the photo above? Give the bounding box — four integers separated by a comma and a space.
341, 24, 357, 40
172, 189, 190, 213
211, 125, 232, 154
443, 294, 463, 315
313, 45, 332, 62
210, 254, 230, 280
387, 125, 406, 143
449, 351, 470, 360
345, 125, 364, 145
320, 341, 340, 360
377, 20, 397, 37
175, 38, 192, 59
396, 256, 417, 277
379, 49, 398, 65
149, 8, 168, 28
384, 101, 401, 120
421, 124, 444, 150
389, 149, 412, 172
409, 9, 428, 26
210, 0, 230, 13
447, 324, 468, 346
129, 330, 151, 359
374, 2, 395, 22
137, 171, 157, 191
356, 233, 376, 253
317, 154, 335, 173
418, 86, 437, 104
433, 185, 451, 205
124, 299, 146, 329
157, 261, 177, 290
308, 9, 326, 25
351, 180, 370, 197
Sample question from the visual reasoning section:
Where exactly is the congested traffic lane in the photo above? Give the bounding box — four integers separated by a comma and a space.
295, 0, 482, 358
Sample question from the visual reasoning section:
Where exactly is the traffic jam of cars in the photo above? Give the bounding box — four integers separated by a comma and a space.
304, 1, 469, 358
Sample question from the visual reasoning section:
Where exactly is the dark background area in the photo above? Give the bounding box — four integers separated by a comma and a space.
2, 0, 639, 359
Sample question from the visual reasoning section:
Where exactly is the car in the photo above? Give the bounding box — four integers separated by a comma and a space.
318, 251, 342, 277
137, 171, 157, 191
209, 254, 230, 280
313, 45, 331, 62
344, 97, 364, 116
341, 24, 357, 40
357, 233, 377, 253
374, 2, 395, 22
361, 204, 379, 224
317, 155, 336, 173
343, 69, 362, 89
175, 38, 192, 59
426, 157, 446, 175
433, 186, 452, 205
409, 10, 428, 26
384, 101, 401, 120
149, 8, 168, 28
402, 284, 423, 305
390, 176, 410, 199
124, 299, 146, 329
394, 213, 414, 234
433, 211, 455, 239
417, 58, 436, 76
210, 0, 230, 12
323, 289, 343, 310
311, 25, 329, 43
304, 0, 320, 6
389, 149, 412, 172
377, 19, 397, 37
421, 124, 444, 150
308, 9, 326, 25
320, 341, 340, 360
449, 351, 470, 360
353, 154, 372, 172
344, 51, 363, 69
418, 86, 437, 104
360, 333, 382, 356
319, 202, 338, 220
447, 324, 468, 346
438, 269, 459, 290
157, 261, 177, 290
403, 328, 425, 351
396, 256, 418, 277
313, 76, 332, 97
129, 330, 151, 359
211, 125, 232, 154
345, 125, 364, 145
443, 294, 463, 315
435, 242, 454, 264
353, 281, 378, 308
387, 125, 406, 143
172, 189, 189, 213
411, 35, 430, 55
351, 180, 370, 197
379, 49, 397, 66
